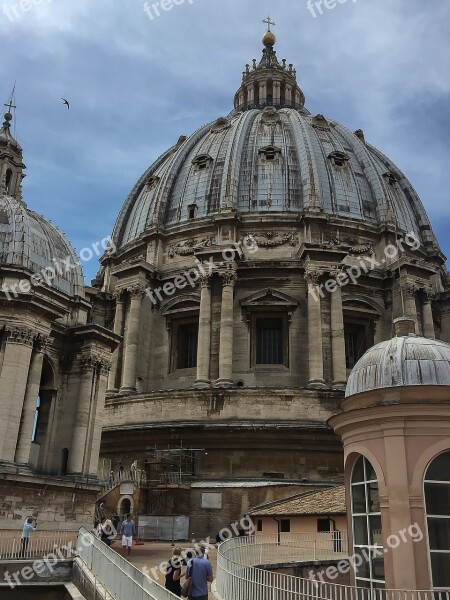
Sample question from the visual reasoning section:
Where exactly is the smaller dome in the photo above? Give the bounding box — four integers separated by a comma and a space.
262, 30, 276, 46
346, 335, 450, 397
0, 195, 84, 297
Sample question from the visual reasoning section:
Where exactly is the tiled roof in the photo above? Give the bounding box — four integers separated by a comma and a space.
249, 485, 346, 517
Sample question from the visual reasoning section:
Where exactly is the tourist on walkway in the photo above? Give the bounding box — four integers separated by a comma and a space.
118, 463, 124, 479
108, 469, 115, 487
100, 518, 114, 546
120, 513, 136, 557
130, 460, 137, 481
165, 546, 185, 597
185, 545, 213, 600
20, 517, 37, 558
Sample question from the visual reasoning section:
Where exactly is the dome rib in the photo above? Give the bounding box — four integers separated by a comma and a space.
111, 108, 441, 252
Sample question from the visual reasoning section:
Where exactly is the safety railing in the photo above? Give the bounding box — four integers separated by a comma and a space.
216, 534, 450, 600
76, 527, 178, 600
0, 530, 78, 560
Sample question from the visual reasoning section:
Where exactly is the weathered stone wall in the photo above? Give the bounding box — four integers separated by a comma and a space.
0, 477, 98, 530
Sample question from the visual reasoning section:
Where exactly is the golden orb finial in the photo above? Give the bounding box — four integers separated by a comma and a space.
262, 30, 276, 46
262, 15, 276, 46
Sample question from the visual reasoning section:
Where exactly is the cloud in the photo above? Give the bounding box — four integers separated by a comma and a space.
1, 0, 449, 280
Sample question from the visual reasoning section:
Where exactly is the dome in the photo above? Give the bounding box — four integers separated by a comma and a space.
346, 334, 450, 397
113, 108, 437, 250
0, 194, 84, 297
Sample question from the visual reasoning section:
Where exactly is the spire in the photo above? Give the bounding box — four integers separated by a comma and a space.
0, 87, 25, 199
233, 21, 305, 113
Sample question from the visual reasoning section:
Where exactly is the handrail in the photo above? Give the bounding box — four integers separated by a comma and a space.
0, 530, 78, 560
216, 534, 450, 600
76, 527, 178, 600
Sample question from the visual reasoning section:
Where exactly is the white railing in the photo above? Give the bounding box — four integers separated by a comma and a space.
0, 530, 78, 560
76, 527, 178, 600
216, 534, 450, 600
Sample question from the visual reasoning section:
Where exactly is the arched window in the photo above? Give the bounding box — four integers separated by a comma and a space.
424, 451, 450, 589
5, 169, 13, 194
351, 455, 385, 588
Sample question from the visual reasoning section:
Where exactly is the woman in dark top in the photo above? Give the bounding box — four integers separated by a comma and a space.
165, 547, 184, 597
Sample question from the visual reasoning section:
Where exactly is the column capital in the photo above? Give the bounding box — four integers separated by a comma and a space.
34, 334, 52, 353
79, 351, 111, 373
199, 274, 212, 289
5, 327, 37, 347
127, 284, 146, 298
220, 268, 237, 287
113, 288, 126, 302
305, 268, 323, 286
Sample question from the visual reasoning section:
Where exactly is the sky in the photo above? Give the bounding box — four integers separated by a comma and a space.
1, 0, 449, 283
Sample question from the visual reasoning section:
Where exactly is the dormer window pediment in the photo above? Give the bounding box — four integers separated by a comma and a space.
192, 154, 213, 172
328, 151, 350, 168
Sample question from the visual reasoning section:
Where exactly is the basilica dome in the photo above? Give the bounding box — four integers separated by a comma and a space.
112, 34, 437, 252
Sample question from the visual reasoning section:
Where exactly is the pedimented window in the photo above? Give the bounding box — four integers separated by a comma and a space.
328, 151, 350, 168
259, 145, 282, 162
192, 154, 213, 172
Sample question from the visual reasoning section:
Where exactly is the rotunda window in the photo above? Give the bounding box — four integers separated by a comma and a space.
351, 455, 385, 589
424, 451, 450, 589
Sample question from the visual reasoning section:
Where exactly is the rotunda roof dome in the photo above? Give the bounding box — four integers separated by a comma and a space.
0, 194, 84, 297
111, 36, 438, 253
346, 332, 450, 397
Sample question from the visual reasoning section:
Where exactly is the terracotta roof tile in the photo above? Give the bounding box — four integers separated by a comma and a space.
249, 485, 346, 517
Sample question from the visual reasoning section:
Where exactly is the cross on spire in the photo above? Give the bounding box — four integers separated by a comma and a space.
263, 15, 275, 32
4, 99, 16, 112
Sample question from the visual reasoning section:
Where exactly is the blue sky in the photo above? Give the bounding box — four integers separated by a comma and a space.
1, 0, 449, 283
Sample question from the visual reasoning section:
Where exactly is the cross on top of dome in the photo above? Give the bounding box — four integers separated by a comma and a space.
262, 15, 277, 47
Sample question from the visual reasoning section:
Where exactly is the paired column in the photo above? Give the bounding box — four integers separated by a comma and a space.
330, 278, 347, 389
88, 361, 110, 476
67, 355, 97, 475
0, 328, 35, 462
120, 285, 145, 394
422, 291, 435, 339
107, 289, 125, 393
15, 336, 48, 465
216, 269, 237, 387
306, 270, 325, 388
195, 275, 212, 388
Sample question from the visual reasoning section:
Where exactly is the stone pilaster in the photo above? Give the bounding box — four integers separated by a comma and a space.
15, 335, 50, 465
67, 354, 97, 475
216, 268, 237, 387
107, 289, 125, 393
88, 360, 110, 476
120, 285, 145, 394
403, 281, 418, 330
0, 327, 35, 462
305, 270, 326, 388
422, 288, 435, 339
195, 275, 212, 388
330, 275, 346, 389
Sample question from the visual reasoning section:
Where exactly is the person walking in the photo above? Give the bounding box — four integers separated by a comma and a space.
165, 547, 185, 597
21, 517, 37, 558
185, 545, 213, 600
120, 513, 136, 557
118, 463, 124, 480
100, 518, 114, 546
108, 469, 115, 487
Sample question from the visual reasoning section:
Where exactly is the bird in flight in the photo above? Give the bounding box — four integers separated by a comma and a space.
61, 98, 70, 110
